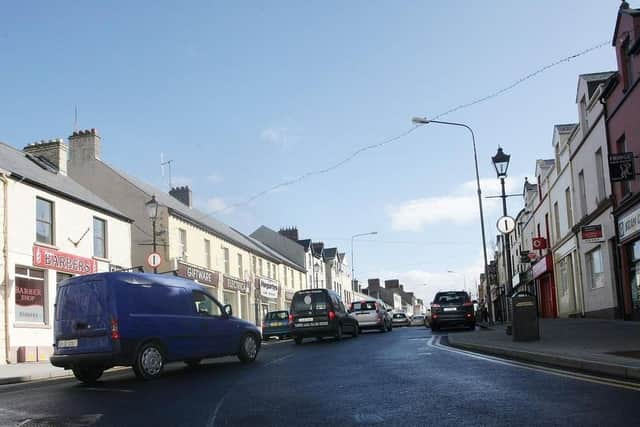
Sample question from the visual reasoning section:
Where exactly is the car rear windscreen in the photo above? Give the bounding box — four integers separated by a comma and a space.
56, 280, 108, 321
266, 311, 288, 320
393, 313, 405, 319
292, 291, 328, 315
351, 301, 376, 311
434, 293, 468, 305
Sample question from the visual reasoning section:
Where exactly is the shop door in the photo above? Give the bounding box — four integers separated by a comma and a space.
539, 275, 557, 318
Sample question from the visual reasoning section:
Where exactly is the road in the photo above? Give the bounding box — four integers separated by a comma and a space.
0, 327, 638, 426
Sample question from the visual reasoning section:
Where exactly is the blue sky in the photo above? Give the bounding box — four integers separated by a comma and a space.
0, 1, 622, 303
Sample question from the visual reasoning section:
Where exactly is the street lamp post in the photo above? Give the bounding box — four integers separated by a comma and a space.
412, 117, 493, 322
351, 231, 377, 293
492, 147, 514, 322
145, 195, 160, 273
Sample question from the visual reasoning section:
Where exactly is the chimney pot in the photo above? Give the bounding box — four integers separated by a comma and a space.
169, 185, 193, 208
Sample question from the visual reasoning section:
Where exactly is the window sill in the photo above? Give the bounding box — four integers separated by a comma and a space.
33, 242, 59, 250
14, 322, 51, 329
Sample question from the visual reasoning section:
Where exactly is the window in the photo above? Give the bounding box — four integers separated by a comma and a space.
299, 272, 303, 289
291, 269, 294, 287
579, 95, 588, 135
178, 228, 187, 260
586, 247, 604, 289
617, 136, 630, 196
267, 262, 271, 279
555, 144, 561, 170
595, 148, 606, 203
274, 264, 278, 281
36, 197, 54, 244
15, 266, 46, 324
204, 239, 211, 269
284, 267, 288, 286
93, 217, 107, 258
237, 253, 243, 278
192, 291, 223, 316
553, 202, 561, 241
578, 170, 587, 218
223, 247, 230, 275
259, 259, 263, 276
565, 187, 573, 228
252, 256, 256, 274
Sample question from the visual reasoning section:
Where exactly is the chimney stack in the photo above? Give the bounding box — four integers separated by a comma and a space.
169, 186, 193, 208
23, 139, 68, 175
69, 128, 101, 164
278, 227, 299, 241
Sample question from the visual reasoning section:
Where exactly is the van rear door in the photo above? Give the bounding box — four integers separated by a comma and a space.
54, 277, 113, 355
291, 290, 331, 328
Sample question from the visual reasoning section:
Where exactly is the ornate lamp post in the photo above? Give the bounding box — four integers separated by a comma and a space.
145, 195, 159, 273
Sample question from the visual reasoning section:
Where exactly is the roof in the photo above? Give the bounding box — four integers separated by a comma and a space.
613, 3, 640, 47
554, 123, 578, 134
250, 226, 306, 271
577, 72, 617, 101
66, 271, 206, 291
311, 242, 324, 257
0, 142, 130, 222
323, 248, 338, 261
111, 166, 295, 267
297, 239, 312, 251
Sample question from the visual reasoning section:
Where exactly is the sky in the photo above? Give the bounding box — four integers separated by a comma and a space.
0, 1, 623, 304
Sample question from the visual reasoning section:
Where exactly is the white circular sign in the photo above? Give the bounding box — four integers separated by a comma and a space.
497, 216, 516, 234
303, 295, 312, 305
147, 252, 162, 268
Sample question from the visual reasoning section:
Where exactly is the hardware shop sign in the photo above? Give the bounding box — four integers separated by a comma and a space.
33, 245, 97, 275
257, 278, 279, 299
618, 206, 640, 241
177, 261, 219, 287
223, 276, 249, 293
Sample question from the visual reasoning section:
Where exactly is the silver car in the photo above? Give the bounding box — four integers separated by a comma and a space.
410, 314, 426, 327
349, 299, 392, 332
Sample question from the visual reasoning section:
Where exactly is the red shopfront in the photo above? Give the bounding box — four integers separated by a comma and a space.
532, 254, 557, 318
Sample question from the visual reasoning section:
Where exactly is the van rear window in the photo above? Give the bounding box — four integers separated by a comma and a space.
56, 280, 107, 321
292, 292, 328, 315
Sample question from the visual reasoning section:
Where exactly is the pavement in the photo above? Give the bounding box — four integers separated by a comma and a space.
448, 318, 640, 380
0, 361, 73, 385
0, 326, 639, 426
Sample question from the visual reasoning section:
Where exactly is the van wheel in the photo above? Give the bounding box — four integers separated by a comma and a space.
185, 359, 202, 368
133, 342, 164, 380
72, 366, 104, 384
294, 336, 303, 345
335, 324, 343, 341
238, 334, 259, 363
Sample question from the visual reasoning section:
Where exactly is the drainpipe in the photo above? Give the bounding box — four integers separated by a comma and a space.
1, 172, 9, 364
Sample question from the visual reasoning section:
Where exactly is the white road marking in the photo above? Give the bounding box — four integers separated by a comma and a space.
263, 354, 294, 367
427, 336, 640, 392
207, 393, 227, 427
84, 387, 134, 393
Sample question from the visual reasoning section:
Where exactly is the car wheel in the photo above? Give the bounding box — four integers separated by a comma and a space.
294, 335, 303, 345
335, 323, 343, 341
238, 333, 259, 363
185, 359, 202, 368
72, 366, 104, 384
133, 342, 164, 380
352, 324, 359, 338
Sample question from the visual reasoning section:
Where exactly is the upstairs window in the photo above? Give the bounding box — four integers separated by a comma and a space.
93, 217, 107, 258
36, 197, 54, 245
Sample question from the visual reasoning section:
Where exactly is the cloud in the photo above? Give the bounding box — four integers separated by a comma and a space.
207, 174, 223, 184
389, 175, 524, 231
260, 127, 293, 146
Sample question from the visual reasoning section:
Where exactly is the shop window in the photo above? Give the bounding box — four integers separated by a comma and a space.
586, 247, 604, 289
15, 266, 46, 324
36, 197, 54, 245
93, 217, 107, 258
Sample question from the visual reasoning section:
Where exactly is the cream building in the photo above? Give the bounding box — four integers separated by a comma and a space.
65, 128, 301, 325
0, 140, 132, 364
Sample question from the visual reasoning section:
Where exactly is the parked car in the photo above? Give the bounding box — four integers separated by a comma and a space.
349, 299, 392, 332
51, 272, 261, 383
391, 312, 410, 327
262, 310, 291, 340
430, 291, 476, 331
290, 289, 359, 344
410, 314, 426, 327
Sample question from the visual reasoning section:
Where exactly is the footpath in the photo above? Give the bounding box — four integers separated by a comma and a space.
0, 361, 72, 385
448, 317, 640, 380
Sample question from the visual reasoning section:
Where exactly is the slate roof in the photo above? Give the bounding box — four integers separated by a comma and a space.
297, 239, 312, 251
110, 165, 299, 268
250, 226, 306, 271
0, 142, 130, 221
323, 248, 338, 261
554, 123, 578, 134
311, 242, 324, 257
578, 72, 616, 101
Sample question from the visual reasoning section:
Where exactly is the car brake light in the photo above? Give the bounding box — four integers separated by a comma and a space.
431, 304, 441, 309
288, 314, 294, 325
111, 318, 120, 340
328, 311, 336, 321
463, 302, 473, 307
432, 314, 438, 319
466, 313, 472, 318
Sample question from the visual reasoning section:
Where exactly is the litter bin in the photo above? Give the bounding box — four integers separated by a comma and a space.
511, 292, 539, 342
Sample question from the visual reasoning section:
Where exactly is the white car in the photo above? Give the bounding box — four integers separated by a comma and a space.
349, 299, 392, 332
410, 315, 426, 327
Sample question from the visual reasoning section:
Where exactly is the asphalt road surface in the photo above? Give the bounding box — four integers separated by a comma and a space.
1, 327, 638, 427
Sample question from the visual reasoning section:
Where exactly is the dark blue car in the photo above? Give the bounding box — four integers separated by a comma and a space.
262, 310, 291, 340
50, 272, 261, 383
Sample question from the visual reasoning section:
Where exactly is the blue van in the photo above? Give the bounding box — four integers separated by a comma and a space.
51, 272, 261, 383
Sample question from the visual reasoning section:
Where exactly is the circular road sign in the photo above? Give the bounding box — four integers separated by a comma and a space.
147, 252, 162, 268
497, 215, 516, 234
